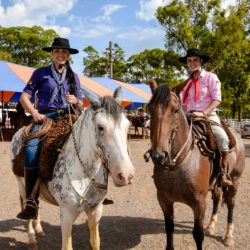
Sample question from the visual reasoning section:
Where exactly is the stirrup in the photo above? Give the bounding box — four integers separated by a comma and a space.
16, 197, 39, 220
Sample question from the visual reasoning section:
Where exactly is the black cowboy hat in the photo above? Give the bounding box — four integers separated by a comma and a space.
178, 48, 210, 64
43, 37, 79, 54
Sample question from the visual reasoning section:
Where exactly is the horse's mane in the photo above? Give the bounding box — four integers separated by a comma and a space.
148, 84, 171, 108
99, 96, 122, 122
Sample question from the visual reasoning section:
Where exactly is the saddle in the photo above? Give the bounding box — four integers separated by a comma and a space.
12, 115, 78, 180
190, 115, 236, 188
191, 115, 217, 158
191, 115, 236, 159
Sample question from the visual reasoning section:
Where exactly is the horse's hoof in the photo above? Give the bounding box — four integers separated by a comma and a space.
36, 230, 46, 237
223, 236, 234, 246
206, 226, 216, 235
103, 198, 114, 205
28, 242, 38, 250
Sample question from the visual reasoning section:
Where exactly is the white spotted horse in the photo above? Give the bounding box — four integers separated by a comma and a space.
11, 87, 135, 250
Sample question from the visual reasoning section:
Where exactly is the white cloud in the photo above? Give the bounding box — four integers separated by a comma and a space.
117, 27, 163, 41
44, 25, 71, 37
94, 4, 126, 23
116, 27, 165, 56
0, 0, 75, 30
101, 4, 125, 16
136, 0, 166, 21
68, 4, 124, 39
73, 23, 117, 39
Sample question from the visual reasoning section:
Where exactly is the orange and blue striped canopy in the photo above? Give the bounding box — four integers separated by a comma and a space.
0, 60, 151, 108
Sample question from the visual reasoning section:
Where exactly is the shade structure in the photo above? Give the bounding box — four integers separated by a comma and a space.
80, 77, 151, 108
0, 60, 151, 108
0, 61, 35, 103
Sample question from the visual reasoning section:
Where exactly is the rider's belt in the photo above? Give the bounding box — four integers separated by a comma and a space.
41, 109, 68, 116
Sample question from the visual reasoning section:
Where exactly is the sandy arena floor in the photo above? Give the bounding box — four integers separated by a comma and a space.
0, 138, 249, 250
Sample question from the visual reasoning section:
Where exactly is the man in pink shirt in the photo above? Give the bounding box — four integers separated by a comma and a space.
176, 48, 232, 187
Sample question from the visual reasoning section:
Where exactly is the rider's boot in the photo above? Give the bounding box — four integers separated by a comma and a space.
221, 151, 233, 187
16, 167, 39, 220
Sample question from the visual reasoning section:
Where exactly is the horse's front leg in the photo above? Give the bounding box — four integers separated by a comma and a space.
206, 187, 221, 235
192, 195, 206, 250
86, 203, 103, 250
60, 206, 78, 250
157, 193, 174, 250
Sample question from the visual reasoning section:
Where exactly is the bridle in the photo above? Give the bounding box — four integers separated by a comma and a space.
144, 92, 193, 169
68, 105, 110, 189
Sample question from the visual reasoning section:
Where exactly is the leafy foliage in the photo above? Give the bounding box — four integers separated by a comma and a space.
126, 48, 181, 84
0, 26, 58, 67
156, 0, 250, 120
83, 43, 127, 79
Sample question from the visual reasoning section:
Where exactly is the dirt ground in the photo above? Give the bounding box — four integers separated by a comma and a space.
0, 137, 249, 250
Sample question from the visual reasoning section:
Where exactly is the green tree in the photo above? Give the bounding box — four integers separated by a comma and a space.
0, 26, 58, 67
0, 51, 12, 61
83, 45, 109, 77
126, 48, 181, 84
202, 1, 250, 120
83, 43, 127, 79
112, 43, 127, 79
156, 0, 250, 120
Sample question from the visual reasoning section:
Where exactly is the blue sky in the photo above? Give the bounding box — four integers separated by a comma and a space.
0, 0, 236, 75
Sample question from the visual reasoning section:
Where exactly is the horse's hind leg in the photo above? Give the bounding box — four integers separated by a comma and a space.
27, 211, 45, 250
27, 220, 38, 250
33, 209, 45, 237
86, 204, 103, 250
206, 187, 221, 235
223, 183, 238, 246
192, 196, 206, 250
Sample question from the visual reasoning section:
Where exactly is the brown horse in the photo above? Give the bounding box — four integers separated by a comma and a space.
145, 83, 245, 250
127, 114, 148, 137
10, 103, 32, 131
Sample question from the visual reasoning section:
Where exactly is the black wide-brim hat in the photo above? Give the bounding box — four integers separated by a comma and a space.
178, 48, 210, 64
43, 37, 79, 54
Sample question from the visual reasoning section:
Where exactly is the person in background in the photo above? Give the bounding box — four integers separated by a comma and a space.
16, 37, 83, 220
1, 110, 7, 128
174, 48, 232, 187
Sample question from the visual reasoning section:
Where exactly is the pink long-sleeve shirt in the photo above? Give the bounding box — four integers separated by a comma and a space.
182, 69, 222, 112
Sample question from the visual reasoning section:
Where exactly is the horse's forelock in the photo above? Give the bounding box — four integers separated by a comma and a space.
100, 96, 122, 122
148, 84, 171, 108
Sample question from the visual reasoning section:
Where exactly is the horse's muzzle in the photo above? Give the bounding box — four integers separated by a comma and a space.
150, 149, 167, 165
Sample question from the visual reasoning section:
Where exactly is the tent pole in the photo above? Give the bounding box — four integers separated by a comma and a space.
1, 91, 3, 121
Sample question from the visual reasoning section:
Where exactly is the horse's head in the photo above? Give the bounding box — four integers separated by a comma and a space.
82, 87, 135, 187
147, 82, 181, 166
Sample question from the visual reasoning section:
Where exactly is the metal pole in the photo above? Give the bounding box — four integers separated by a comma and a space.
109, 41, 113, 78
1, 91, 3, 122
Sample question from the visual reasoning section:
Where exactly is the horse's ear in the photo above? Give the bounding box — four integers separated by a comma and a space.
113, 87, 122, 105
148, 79, 158, 93
81, 88, 101, 110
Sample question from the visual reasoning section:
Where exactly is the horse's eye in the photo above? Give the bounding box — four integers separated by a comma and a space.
98, 125, 104, 136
